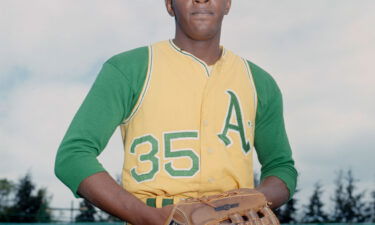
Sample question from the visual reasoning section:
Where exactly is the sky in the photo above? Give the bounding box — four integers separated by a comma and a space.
1, 0, 375, 220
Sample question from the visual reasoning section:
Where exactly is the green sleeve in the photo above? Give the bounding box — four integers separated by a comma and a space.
248, 61, 298, 198
54, 47, 149, 197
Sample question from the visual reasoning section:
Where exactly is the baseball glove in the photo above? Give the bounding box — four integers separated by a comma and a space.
164, 188, 279, 225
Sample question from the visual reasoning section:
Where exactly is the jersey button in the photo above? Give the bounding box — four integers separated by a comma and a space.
207, 148, 213, 153
202, 120, 208, 126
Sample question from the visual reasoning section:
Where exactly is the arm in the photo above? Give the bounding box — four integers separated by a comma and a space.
77, 172, 171, 224
249, 61, 298, 208
54, 62, 134, 197
256, 176, 289, 209
54, 47, 171, 222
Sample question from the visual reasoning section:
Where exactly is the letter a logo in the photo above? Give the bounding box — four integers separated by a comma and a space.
218, 90, 251, 153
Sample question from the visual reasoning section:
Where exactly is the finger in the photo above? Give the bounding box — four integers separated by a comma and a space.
229, 213, 245, 223
218, 221, 232, 225
260, 207, 280, 225
246, 210, 261, 225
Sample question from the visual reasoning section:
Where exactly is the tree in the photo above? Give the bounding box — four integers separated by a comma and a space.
0, 179, 14, 221
331, 170, 346, 222
342, 169, 368, 222
301, 183, 328, 223
34, 188, 52, 222
370, 191, 375, 222
5, 173, 52, 222
0, 179, 14, 207
75, 199, 97, 222
276, 190, 299, 223
331, 169, 369, 222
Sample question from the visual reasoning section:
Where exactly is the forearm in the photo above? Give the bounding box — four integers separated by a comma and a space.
77, 172, 170, 225
256, 176, 289, 209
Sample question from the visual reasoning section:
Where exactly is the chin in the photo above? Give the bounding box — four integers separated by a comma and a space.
189, 34, 216, 41
189, 27, 219, 41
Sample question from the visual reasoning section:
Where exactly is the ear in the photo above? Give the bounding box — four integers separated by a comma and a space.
224, 0, 232, 15
165, 0, 175, 17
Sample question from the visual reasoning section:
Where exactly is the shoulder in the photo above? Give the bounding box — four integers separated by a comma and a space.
245, 60, 279, 92
226, 50, 278, 91
246, 60, 282, 97
244, 60, 283, 111
100, 46, 150, 92
105, 46, 149, 73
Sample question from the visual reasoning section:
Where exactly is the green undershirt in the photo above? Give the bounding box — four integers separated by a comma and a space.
54, 46, 297, 199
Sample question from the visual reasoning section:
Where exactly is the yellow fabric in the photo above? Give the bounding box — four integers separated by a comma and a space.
120, 40, 257, 204
156, 196, 163, 208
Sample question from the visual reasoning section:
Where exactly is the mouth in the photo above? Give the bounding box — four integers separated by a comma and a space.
191, 10, 214, 16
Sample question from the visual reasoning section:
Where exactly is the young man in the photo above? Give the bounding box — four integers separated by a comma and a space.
55, 0, 297, 224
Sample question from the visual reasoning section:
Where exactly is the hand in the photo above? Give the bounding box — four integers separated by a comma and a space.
77, 172, 175, 225
162, 189, 280, 225
255, 176, 290, 209
134, 204, 174, 225
158, 205, 174, 225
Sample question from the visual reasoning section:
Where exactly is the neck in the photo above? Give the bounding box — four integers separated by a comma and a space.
173, 32, 222, 65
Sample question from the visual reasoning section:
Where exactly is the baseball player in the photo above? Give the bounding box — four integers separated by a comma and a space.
55, 0, 297, 224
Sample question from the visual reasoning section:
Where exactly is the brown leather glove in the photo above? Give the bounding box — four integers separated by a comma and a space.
164, 189, 280, 225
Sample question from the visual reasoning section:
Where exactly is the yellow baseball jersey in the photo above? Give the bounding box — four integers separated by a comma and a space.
56, 40, 297, 205
120, 40, 257, 202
